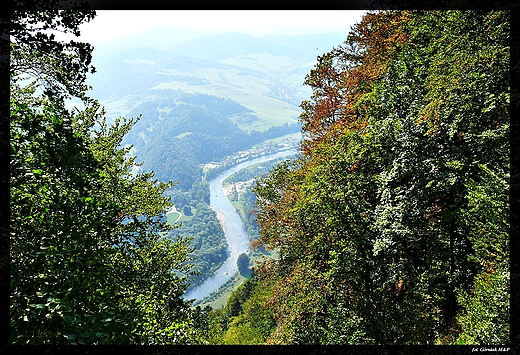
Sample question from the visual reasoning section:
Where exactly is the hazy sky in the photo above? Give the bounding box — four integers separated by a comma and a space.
74, 10, 367, 42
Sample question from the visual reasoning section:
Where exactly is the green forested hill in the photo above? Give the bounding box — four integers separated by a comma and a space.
120, 90, 299, 187
204, 10, 510, 345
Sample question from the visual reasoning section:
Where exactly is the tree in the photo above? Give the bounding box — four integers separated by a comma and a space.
183, 205, 193, 216
9, 9, 97, 102
10, 9, 200, 344
203, 275, 275, 345
366, 10, 509, 344
253, 10, 509, 345
237, 253, 250, 277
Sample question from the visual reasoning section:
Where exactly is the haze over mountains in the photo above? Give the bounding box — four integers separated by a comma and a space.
86, 26, 347, 185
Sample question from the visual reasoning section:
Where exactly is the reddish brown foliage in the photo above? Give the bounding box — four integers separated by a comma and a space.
300, 11, 411, 155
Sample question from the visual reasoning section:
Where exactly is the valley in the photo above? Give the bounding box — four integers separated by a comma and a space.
12, 9, 509, 345
182, 149, 296, 302
83, 28, 343, 303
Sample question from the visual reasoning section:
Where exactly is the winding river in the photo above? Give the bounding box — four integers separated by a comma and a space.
182, 149, 297, 301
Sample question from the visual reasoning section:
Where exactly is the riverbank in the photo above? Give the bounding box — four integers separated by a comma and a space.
216, 211, 226, 233
183, 149, 297, 302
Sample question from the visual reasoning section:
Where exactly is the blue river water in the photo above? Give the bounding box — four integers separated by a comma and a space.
182, 149, 297, 301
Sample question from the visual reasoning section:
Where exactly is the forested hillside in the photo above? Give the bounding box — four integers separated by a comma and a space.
120, 90, 299, 187
204, 10, 510, 345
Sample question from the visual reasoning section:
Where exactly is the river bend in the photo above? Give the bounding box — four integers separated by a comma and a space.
183, 149, 296, 301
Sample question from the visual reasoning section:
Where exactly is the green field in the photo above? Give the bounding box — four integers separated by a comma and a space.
165, 207, 196, 226
166, 211, 182, 225
152, 67, 302, 132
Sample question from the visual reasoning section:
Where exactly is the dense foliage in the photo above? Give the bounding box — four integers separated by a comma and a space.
10, 10, 201, 344
201, 274, 276, 344
171, 202, 228, 291
249, 10, 510, 345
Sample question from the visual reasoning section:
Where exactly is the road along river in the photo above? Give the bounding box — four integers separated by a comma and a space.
182, 149, 297, 301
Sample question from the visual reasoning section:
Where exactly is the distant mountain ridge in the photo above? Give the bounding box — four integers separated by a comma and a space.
91, 25, 346, 59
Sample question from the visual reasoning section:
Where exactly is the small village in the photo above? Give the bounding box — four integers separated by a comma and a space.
203, 135, 300, 172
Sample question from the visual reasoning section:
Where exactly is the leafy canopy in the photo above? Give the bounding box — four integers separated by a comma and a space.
10, 8, 202, 344
252, 10, 509, 345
